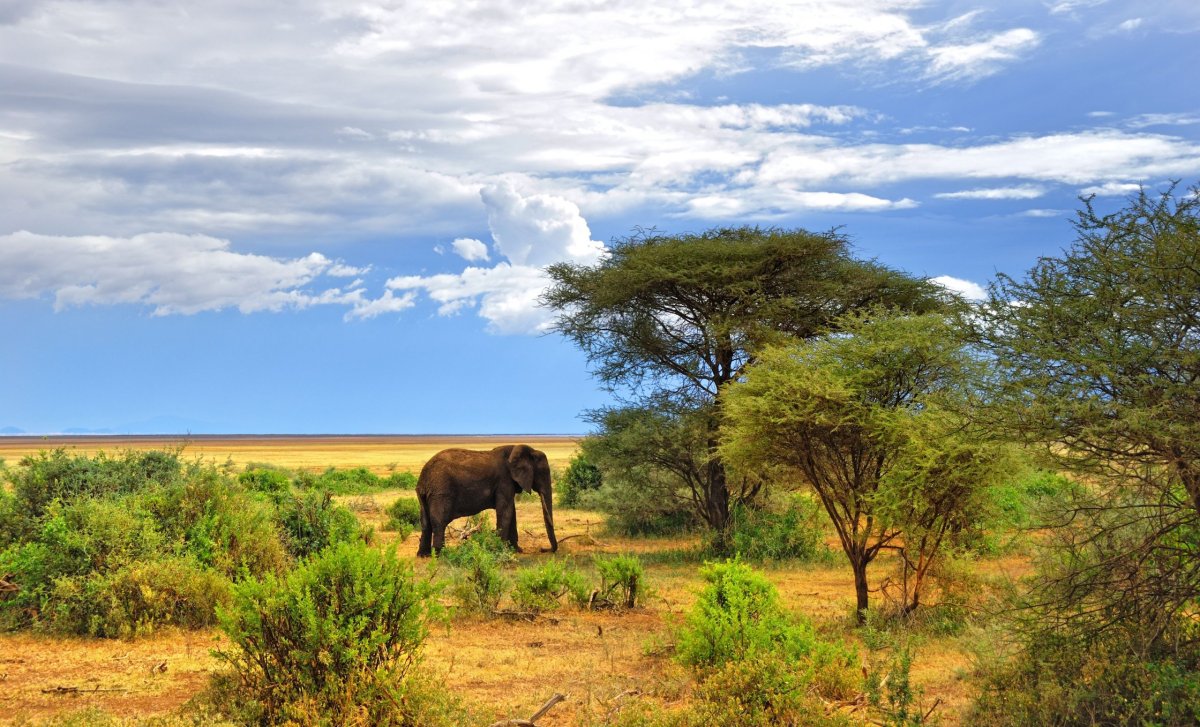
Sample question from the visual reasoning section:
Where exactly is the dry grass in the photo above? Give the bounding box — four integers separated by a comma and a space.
0, 434, 581, 475
0, 437, 1024, 726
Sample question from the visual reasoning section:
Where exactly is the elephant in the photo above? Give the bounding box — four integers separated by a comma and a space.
416, 444, 557, 557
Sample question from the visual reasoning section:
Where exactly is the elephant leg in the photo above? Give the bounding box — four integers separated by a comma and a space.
417, 494, 433, 557
496, 500, 521, 552
431, 522, 448, 554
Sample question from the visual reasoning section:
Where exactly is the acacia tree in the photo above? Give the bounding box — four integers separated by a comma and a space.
975, 184, 1200, 635
544, 226, 943, 547
722, 312, 1008, 622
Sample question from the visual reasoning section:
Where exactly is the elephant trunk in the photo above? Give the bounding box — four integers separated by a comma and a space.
540, 486, 558, 552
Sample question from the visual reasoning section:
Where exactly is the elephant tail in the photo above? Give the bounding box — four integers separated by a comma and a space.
418, 492, 429, 531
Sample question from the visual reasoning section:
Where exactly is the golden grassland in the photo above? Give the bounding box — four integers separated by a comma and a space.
0, 436, 1026, 725
0, 435, 582, 475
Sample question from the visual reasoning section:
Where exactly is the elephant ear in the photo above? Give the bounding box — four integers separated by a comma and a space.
507, 445, 535, 493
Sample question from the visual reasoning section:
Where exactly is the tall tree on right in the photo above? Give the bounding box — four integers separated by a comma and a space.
975, 184, 1200, 631
965, 186, 1200, 726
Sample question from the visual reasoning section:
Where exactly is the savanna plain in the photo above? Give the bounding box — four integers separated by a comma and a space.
0, 435, 1023, 726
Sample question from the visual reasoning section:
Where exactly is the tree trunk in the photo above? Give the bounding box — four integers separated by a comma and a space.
704, 440, 731, 553
852, 557, 870, 624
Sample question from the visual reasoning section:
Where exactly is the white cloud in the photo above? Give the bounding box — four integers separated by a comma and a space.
328, 262, 370, 277
1049, 0, 1109, 16
1080, 181, 1143, 196
930, 275, 987, 301
451, 237, 490, 262
386, 184, 607, 334
1019, 209, 1063, 217
1117, 18, 1143, 31
1127, 112, 1200, 129
481, 182, 607, 267
0, 231, 334, 314
927, 28, 1040, 82
342, 289, 417, 320
0, 230, 404, 319
935, 185, 1046, 200
750, 130, 1200, 188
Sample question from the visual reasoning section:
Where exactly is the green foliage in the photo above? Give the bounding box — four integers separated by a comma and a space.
557, 452, 602, 508
274, 489, 361, 559
0, 453, 290, 636
578, 410, 705, 537
46, 557, 231, 638
140, 468, 289, 579
593, 553, 648, 610
8, 448, 183, 518
213, 541, 442, 726
511, 558, 590, 612
443, 536, 511, 616
296, 466, 417, 495
968, 619, 1200, 726
547, 225, 946, 542
685, 652, 855, 727
862, 629, 936, 727
384, 496, 422, 535
723, 311, 1007, 620
237, 466, 291, 494
676, 561, 858, 699
726, 495, 832, 563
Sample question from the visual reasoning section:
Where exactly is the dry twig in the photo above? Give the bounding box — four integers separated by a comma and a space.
488, 692, 567, 727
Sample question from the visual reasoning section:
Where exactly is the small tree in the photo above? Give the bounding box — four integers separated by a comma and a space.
723, 312, 1006, 622
546, 226, 944, 549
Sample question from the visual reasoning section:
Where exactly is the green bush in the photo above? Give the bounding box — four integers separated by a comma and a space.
687, 651, 854, 727
577, 473, 697, 536
0, 485, 19, 549
274, 489, 361, 559
8, 448, 183, 518
676, 561, 857, 699
384, 471, 418, 490
557, 453, 602, 508
727, 495, 831, 563
593, 553, 648, 610
237, 466, 292, 494
444, 538, 510, 616
213, 541, 442, 726
46, 557, 231, 638
437, 524, 514, 567
968, 622, 1200, 726
140, 468, 289, 579
511, 559, 590, 612
384, 497, 422, 534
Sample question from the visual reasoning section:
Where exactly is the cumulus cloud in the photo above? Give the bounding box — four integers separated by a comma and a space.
930, 275, 987, 301
388, 184, 606, 334
451, 237, 490, 262
0, 230, 392, 318
934, 185, 1046, 200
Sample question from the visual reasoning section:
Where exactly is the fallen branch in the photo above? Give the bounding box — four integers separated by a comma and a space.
41, 685, 128, 695
488, 692, 567, 727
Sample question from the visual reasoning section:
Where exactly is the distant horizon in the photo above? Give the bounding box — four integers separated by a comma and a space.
0, 432, 587, 439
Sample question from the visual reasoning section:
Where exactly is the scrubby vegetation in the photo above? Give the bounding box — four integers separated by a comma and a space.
0, 449, 363, 637
211, 540, 460, 726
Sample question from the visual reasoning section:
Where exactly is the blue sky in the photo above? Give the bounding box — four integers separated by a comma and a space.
1, 0, 1198, 434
